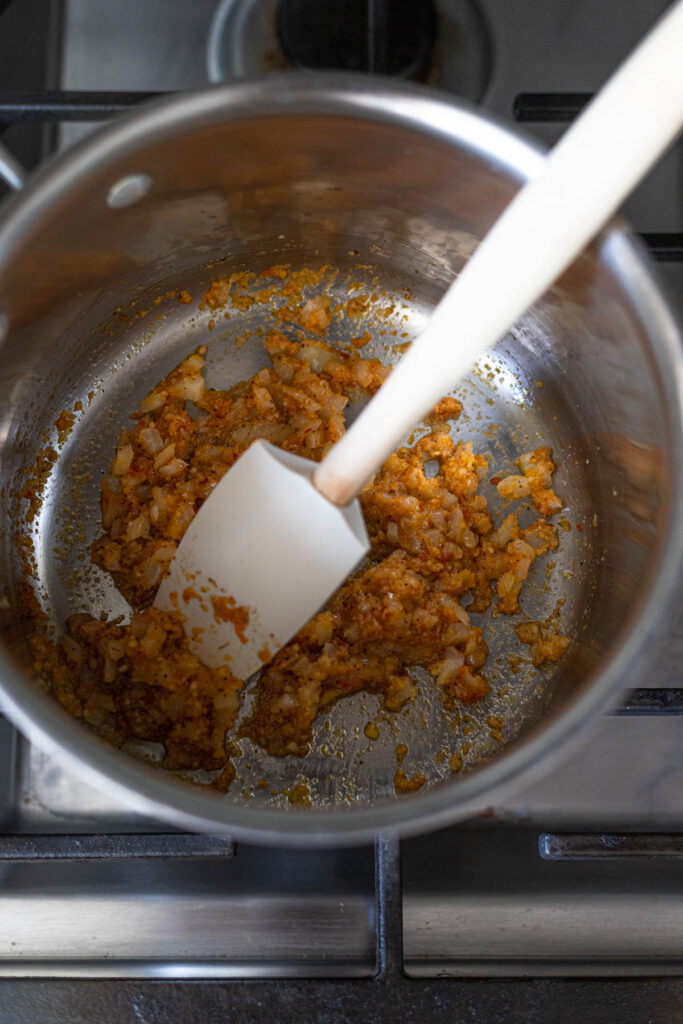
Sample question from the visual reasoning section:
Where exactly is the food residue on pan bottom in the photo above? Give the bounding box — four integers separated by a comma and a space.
28, 281, 569, 798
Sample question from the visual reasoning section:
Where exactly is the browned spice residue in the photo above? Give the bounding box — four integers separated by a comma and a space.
346, 296, 368, 318
351, 330, 371, 349
257, 643, 272, 664
260, 264, 290, 280
207, 762, 237, 793
55, 409, 76, 444
288, 781, 312, 807
515, 621, 570, 667
210, 596, 250, 645
30, 607, 242, 773
394, 768, 427, 794
22, 446, 58, 524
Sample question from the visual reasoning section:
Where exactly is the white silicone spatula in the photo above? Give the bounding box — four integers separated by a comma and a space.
156, 0, 683, 679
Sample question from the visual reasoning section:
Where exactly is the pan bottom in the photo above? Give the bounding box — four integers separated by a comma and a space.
19, 251, 591, 811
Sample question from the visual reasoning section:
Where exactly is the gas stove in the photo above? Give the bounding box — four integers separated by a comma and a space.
1, 2, 682, 1021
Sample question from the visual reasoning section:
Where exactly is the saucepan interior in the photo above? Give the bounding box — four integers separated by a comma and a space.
0, 76, 680, 844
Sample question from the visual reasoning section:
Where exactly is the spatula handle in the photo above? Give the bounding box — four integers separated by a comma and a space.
314, 0, 683, 506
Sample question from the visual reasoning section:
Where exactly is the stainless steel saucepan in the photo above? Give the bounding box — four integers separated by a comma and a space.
0, 76, 681, 846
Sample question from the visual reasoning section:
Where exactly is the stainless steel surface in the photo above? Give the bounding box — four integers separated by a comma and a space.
0, 141, 26, 191
14, 739, 159, 831
0, 842, 375, 977
9, 713, 683, 835
483, 1, 683, 236
403, 827, 683, 976
7, 825, 683, 980
59, 0, 215, 151
0, 76, 681, 844
494, 715, 683, 830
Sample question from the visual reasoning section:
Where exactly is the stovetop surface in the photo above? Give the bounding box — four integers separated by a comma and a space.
1, 1, 683, 1019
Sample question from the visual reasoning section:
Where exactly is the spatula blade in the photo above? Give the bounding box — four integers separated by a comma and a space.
154, 440, 369, 679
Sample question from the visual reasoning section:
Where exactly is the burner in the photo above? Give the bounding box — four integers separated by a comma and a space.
207, 0, 492, 104
276, 0, 437, 80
